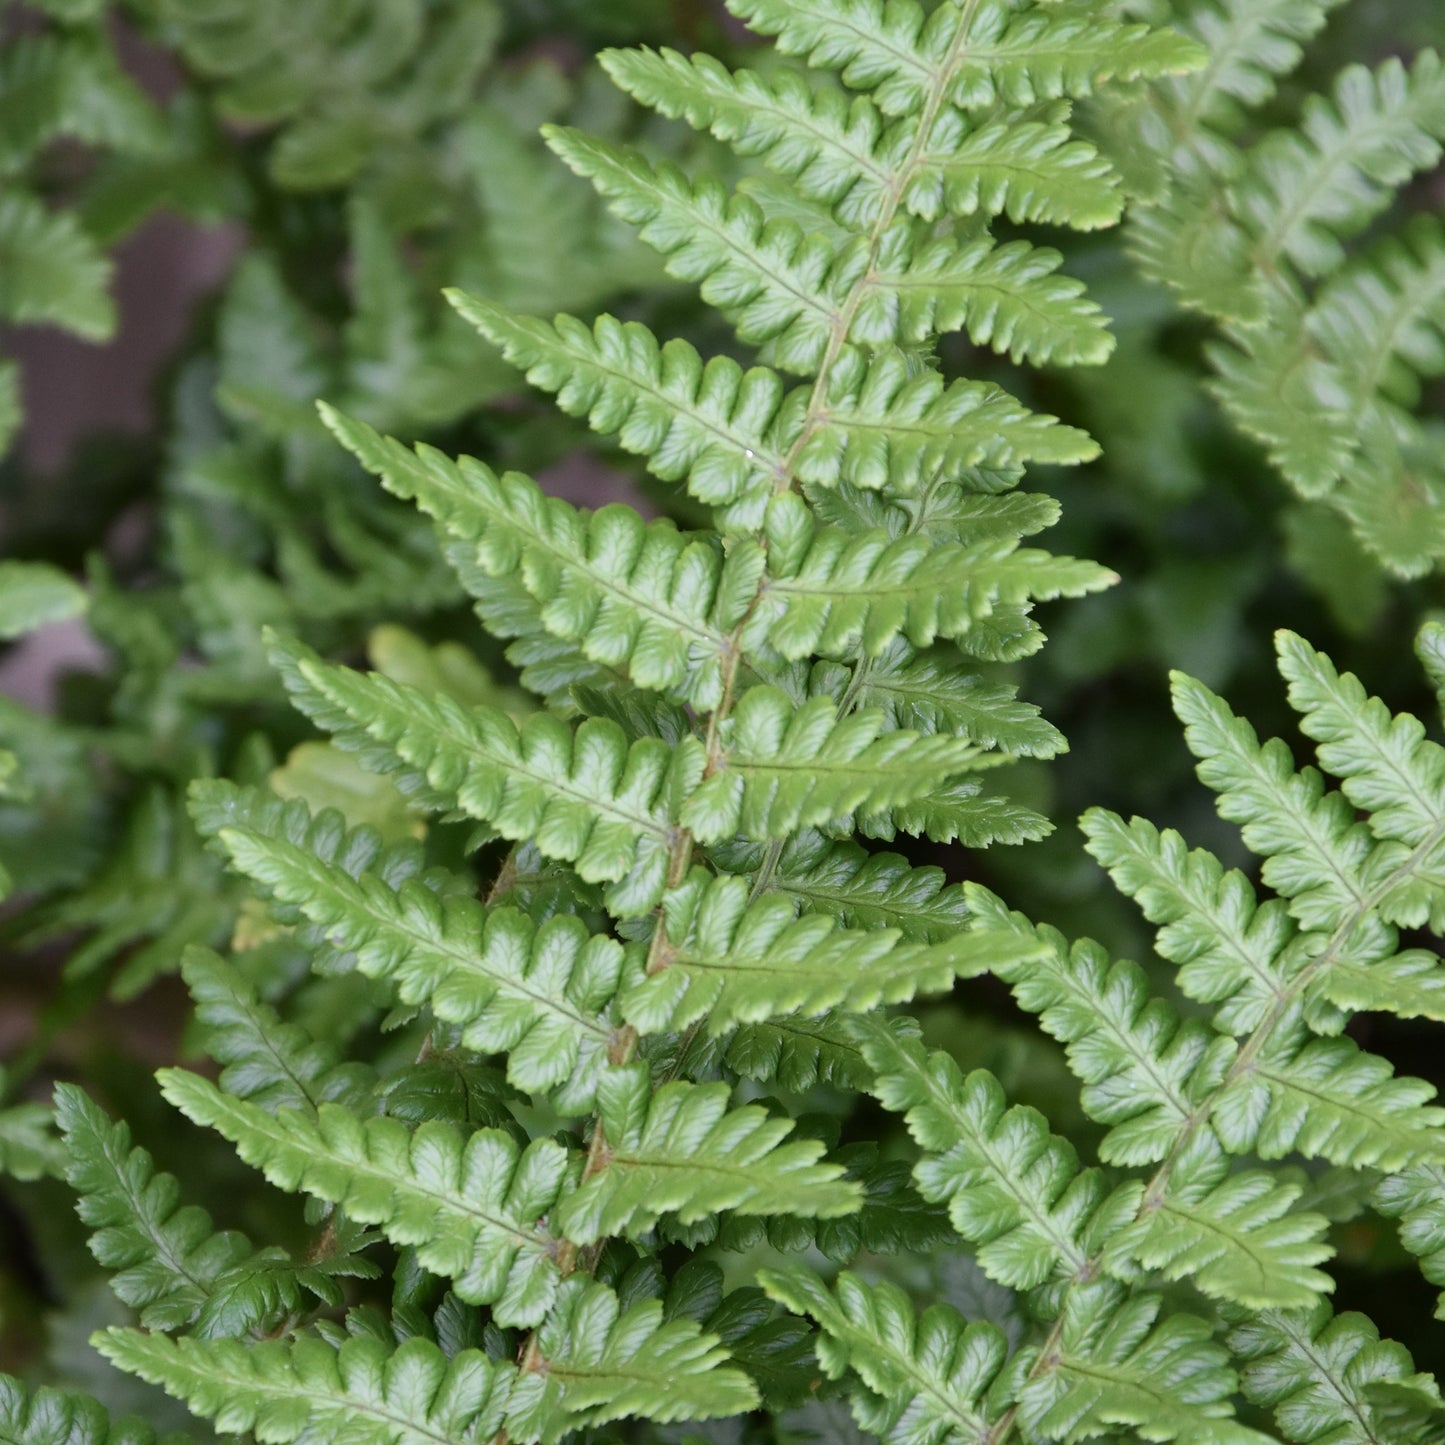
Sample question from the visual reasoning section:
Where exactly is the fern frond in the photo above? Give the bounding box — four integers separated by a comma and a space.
679, 687, 981, 843
753, 833, 971, 941
1137, 51, 1445, 322
857, 1018, 1106, 1287
1209, 217, 1445, 499
1081, 810, 1295, 1034
962, 886, 1231, 1167
103, 1277, 755, 1442
544, 126, 841, 372
158, 1070, 570, 1328
751, 528, 1113, 662
549, 1062, 859, 1243
202, 789, 627, 1113
726, 0, 1205, 114
1018, 1289, 1268, 1445
837, 642, 1065, 756
1169, 671, 1375, 933
1228, 1303, 1444, 1444
1108, 1165, 1333, 1311
723, 1013, 874, 1091
851, 231, 1114, 367
0, 1378, 168, 1445
760, 1265, 1013, 1445
601, 49, 1123, 231
547, 128, 1112, 372
503, 1275, 758, 1439
619, 870, 1025, 1034
54, 1084, 255, 1334
458, 305, 1093, 518
95, 1332, 515, 1445
1232, 53, 1445, 283
1160, 0, 1349, 139
445, 295, 788, 512
1278, 631, 1445, 861
267, 633, 685, 912
790, 349, 1100, 488
323, 404, 752, 708
861, 229, 1109, 367
865, 775, 1053, 847
180, 947, 372, 1115
1212, 1029, 1445, 1171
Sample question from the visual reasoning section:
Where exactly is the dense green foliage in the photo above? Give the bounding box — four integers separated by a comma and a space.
4, 0, 1445, 1442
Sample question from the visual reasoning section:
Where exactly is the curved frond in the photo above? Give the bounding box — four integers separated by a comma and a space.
0, 1378, 169, 1445
199, 784, 628, 1113
158, 1070, 570, 1328
751, 527, 1113, 662
679, 687, 983, 843
550, 1063, 859, 1243
266, 632, 687, 912
546, 129, 1113, 372
1278, 631, 1445, 857
962, 886, 1231, 1167
725, 0, 1205, 115
600, 48, 1123, 231
323, 404, 751, 708
619, 870, 1023, 1034
1229, 1303, 1443, 1445
1170, 671, 1377, 933
857, 1018, 1105, 1288
504, 1276, 758, 1439
1081, 810, 1296, 1035
54, 1084, 256, 1334
95, 1332, 515, 1445
445, 293, 788, 512
760, 1265, 1013, 1445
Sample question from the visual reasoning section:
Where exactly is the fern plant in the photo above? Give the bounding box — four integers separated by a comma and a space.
1112, 0, 1445, 577
2, 0, 1231, 1438
799, 623, 1445, 1445
10, 2, 1445, 1443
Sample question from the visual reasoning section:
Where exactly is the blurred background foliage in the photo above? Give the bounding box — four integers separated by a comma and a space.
1, 0, 1444, 1407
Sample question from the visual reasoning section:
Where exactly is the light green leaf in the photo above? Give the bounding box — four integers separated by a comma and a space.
159, 1070, 570, 1328
95, 1332, 514, 1445
551, 1063, 860, 1243
620, 870, 1017, 1034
